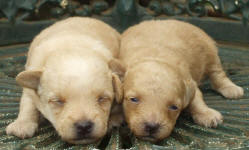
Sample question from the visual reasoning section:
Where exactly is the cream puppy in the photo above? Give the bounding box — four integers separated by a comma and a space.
6, 17, 124, 144
120, 20, 244, 142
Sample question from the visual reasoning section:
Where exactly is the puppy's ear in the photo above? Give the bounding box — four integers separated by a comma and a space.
183, 79, 196, 108
108, 59, 126, 79
108, 59, 126, 103
112, 74, 123, 104
16, 70, 42, 90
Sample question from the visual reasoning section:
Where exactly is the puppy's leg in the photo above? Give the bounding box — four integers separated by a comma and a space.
188, 88, 223, 127
6, 88, 39, 138
208, 57, 243, 99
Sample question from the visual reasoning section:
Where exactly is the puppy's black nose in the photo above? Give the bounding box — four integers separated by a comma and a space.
144, 122, 160, 135
74, 121, 94, 139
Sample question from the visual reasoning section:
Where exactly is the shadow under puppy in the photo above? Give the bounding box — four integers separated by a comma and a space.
119, 20, 244, 142
6, 17, 124, 144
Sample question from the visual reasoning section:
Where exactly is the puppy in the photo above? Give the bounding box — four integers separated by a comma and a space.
119, 20, 244, 142
6, 17, 124, 144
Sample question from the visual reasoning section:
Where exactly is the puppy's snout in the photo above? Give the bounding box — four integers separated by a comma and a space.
144, 122, 160, 135
74, 121, 94, 139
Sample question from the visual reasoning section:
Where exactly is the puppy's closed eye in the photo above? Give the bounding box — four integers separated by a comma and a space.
98, 96, 110, 103
49, 98, 65, 106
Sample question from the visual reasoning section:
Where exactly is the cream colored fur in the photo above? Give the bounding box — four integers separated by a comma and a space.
6, 17, 123, 144
120, 20, 244, 142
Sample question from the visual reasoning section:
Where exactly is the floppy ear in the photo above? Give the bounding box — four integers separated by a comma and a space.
108, 59, 126, 103
16, 70, 42, 90
183, 79, 196, 108
112, 74, 123, 104
108, 59, 126, 79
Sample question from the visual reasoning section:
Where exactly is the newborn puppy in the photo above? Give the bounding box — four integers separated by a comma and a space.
6, 17, 124, 144
120, 20, 244, 142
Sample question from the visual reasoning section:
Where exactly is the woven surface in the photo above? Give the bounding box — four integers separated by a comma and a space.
0, 44, 248, 150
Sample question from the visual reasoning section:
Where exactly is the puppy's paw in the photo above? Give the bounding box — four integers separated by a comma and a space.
192, 108, 223, 128
218, 85, 244, 99
6, 119, 38, 139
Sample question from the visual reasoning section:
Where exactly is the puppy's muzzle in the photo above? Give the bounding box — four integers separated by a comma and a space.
144, 122, 160, 135
137, 122, 160, 142
74, 120, 94, 140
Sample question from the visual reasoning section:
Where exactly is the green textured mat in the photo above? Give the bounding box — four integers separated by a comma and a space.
0, 44, 249, 149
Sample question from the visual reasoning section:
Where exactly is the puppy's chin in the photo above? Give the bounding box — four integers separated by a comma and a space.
133, 129, 172, 142
64, 137, 100, 144
138, 136, 159, 142
133, 131, 159, 142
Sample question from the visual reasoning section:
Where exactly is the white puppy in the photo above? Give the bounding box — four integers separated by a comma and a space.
6, 17, 123, 144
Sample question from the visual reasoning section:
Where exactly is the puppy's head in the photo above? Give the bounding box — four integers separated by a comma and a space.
16, 55, 124, 144
122, 61, 195, 142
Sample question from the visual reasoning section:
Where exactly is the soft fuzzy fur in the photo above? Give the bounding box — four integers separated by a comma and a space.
6, 17, 124, 144
120, 20, 244, 142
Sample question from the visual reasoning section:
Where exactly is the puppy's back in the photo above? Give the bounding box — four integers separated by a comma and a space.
31, 17, 119, 55
120, 20, 218, 81
26, 17, 120, 69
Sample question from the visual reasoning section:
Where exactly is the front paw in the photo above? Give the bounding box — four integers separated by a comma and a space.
6, 119, 38, 139
192, 108, 223, 128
